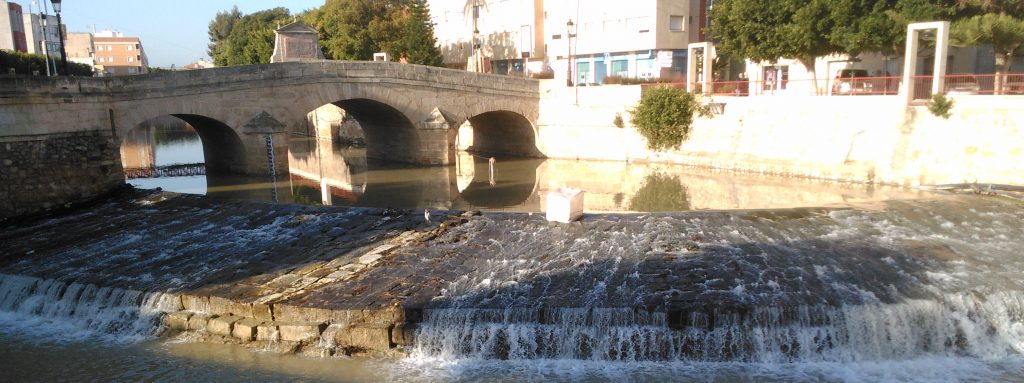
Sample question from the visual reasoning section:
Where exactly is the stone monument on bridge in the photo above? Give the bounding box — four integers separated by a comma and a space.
270, 22, 324, 63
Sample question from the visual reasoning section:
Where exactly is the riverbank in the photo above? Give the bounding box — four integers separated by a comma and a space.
3, 187, 1024, 367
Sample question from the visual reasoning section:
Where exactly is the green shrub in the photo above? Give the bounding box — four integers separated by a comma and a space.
928, 93, 954, 119
0, 49, 93, 76
613, 112, 625, 128
629, 85, 712, 151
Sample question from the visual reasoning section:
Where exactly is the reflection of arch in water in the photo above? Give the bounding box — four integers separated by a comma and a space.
332, 99, 419, 163
455, 157, 544, 210
123, 114, 247, 175
287, 138, 368, 206
467, 110, 544, 158
119, 113, 243, 174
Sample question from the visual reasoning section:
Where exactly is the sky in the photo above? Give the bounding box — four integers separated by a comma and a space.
20, 0, 324, 68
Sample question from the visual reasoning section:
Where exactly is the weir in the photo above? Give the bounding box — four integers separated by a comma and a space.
1, 190, 1023, 377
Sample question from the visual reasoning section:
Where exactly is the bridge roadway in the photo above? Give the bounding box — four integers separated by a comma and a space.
0, 61, 540, 217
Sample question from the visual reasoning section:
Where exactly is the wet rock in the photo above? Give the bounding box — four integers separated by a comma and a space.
358, 253, 383, 265
278, 322, 325, 342
164, 311, 192, 330
337, 323, 393, 351
232, 318, 263, 342
256, 323, 279, 341
208, 315, 242, 337
187, 313, 217, 331
390, 323, 417, 346
181, 295, 210, 313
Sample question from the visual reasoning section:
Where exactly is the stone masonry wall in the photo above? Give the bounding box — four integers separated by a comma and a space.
0, 130, 124, 218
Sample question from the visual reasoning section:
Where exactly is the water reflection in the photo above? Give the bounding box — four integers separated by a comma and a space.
121, 124, 930, 212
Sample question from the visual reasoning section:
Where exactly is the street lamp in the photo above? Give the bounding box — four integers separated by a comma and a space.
472, 28, 480, 72
51, 0, 69, 76
565, 19, 575, 86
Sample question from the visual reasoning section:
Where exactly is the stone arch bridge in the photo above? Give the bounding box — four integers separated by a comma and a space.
3, 61, 541, 177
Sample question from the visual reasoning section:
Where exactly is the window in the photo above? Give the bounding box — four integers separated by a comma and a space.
128, 57, 134, 63
127, 45, 133, 51
670, 16, 684, 32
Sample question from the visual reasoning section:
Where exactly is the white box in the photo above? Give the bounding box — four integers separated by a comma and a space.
546, 188, 584, 223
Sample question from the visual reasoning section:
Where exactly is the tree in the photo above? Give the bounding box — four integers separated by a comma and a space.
394, 0, 444, 66
307, 0, 396, 61
952, 0, 1024, 93
709, 0, 842, 93
306, 0, 443, 66
828, 0, 957, 56
214, 8, 292, 66
629, 86, 711, 151
208, 6, 242, 60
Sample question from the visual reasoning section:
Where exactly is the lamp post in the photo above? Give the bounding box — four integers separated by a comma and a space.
565, 19, 575, 87
51, 0, 69, 76
472, 28, 480, 72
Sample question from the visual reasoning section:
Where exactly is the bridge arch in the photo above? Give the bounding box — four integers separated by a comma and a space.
466, 110, 543, 158
122, 114, 247, 175
329, 98, 421, 164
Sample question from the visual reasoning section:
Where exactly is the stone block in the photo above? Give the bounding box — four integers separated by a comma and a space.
207, 315, 242, 337
278, 322, 326, 342
208, 296, 249, 317
358, 253, 383, 264
251, 303, 274, 321
233, 318, 263, 342
390, 323, 418, 346
180, 295, 210, 313
164, 311, 192, 331
256, 323, 280, 341
545, 188, 584, 223
340, 323, 393, 351
187, 313, 217, 331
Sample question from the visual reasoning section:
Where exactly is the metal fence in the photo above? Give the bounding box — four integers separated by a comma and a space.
641, 73, 1024, 98
124, 163, 206, 179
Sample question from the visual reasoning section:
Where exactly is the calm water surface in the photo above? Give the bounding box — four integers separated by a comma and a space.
123, 125, 930, 212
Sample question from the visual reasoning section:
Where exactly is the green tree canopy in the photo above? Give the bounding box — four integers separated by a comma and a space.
709, 0, 960, 80
207, 6, 241, 59
395, 0, 444, 66
305, 0, 442, 65
952, 1, 1024, 80
213, 7, 293, 66
709, 0, 842, 88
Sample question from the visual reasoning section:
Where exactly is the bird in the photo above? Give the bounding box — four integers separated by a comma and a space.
424, 209, 431, 223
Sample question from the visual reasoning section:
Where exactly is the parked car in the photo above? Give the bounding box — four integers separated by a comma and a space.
832, 69, 873, 95
945, 74, 980, 95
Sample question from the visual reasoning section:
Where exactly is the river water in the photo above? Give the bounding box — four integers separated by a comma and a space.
121, 123, 928, 212
4, 124, 1023, 382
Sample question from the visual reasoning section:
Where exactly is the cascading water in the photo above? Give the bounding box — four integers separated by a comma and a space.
412, 293, 1024, 363
407, 197, 1024, 377
0, 274, 177, 343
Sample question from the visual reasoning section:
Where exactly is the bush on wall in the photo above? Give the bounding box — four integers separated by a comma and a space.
629, 85, 712, 151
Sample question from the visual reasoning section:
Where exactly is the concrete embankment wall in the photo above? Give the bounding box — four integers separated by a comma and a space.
535, 83, 1024, 186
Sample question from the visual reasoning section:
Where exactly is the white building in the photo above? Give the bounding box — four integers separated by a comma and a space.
429, 0, 710, 84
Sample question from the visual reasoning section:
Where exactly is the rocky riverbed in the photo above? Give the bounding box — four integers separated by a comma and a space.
2, 188, 1023, 364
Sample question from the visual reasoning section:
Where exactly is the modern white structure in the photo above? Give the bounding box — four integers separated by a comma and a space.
429, 0, 710, 84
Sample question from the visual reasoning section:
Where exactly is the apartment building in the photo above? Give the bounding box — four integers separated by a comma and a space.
429, 0, 708, 83
64, 32, 95, 70
93, 30, 148, 76
1, 1, 27, 52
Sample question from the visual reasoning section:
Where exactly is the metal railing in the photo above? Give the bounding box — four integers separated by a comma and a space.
639, 73, 1024, 98
124, 163, 206, 179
